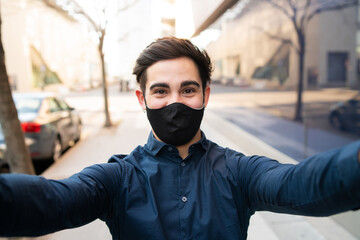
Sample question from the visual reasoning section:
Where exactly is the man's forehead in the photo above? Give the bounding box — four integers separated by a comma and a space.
144, 57, 203, 90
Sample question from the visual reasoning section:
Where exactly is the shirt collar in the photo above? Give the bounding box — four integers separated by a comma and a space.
146, 131, 208, 156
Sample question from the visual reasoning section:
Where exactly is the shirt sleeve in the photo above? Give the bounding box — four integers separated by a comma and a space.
240, 141, 360, 216
0, 162, 121, 237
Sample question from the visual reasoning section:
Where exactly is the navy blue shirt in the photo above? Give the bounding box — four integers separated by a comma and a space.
1, 132, 360, 239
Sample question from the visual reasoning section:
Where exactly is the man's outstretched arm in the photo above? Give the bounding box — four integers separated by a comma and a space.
244, 141, 360, 216
0, 164, 115, 237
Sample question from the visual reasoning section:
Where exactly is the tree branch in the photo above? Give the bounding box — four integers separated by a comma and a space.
41, 0, 77, 21
254, 26, 299, 53
307, 1, 358, 21
117, 0, 139, 12
264, 0, 292, 19
106, 0, 139, 23
68, 0, 101, 32
288, 0, 296, 11
299, 0, 312, 32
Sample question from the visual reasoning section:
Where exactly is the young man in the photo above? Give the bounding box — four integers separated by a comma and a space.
0, 37, 360, 240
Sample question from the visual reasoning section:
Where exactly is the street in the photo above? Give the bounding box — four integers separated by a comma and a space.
208, 84, 359, 160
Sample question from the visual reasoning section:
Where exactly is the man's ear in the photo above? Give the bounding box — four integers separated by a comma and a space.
204, 85, 211, 108
135, 89, 146, 110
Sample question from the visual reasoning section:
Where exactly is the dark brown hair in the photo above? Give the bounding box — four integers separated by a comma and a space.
133, 37, 213, 94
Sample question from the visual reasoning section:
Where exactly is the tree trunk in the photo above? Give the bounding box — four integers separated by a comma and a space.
99, 34, 112, 127
294, 33, 305, 122
0, 14, 35, 174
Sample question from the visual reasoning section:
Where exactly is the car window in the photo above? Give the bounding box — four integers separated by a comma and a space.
14, 98, 41, 113
48, 98, 61, 112
38, 99, 49, 115
57, 99, 70, 111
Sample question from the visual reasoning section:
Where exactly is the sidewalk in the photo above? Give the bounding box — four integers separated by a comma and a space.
31, 107, 358, 239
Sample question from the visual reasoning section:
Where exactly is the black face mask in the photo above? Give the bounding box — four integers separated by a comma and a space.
146, 102, 204, 146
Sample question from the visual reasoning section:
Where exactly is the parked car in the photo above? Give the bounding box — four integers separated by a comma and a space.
329, 93, 360, 132
0, 93, 82, 169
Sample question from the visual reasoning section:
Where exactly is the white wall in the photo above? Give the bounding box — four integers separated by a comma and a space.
1, 0, 101, 92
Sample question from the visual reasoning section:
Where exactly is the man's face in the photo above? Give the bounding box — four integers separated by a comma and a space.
136, 57, 210, 110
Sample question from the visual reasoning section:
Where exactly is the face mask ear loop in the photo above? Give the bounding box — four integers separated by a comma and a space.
202, 81, 210, 109
143, 93, 148, 112
202, 91, 206, 110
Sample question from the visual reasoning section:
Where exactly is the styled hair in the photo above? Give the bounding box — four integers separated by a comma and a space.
133, 37, 213, 94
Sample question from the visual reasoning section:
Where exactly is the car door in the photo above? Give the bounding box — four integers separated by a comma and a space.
48, 97, 72, 147
56, 98, 78, 141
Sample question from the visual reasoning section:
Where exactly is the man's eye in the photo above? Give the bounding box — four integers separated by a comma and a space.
155, 89, 167, 94
183, 88, 196, 94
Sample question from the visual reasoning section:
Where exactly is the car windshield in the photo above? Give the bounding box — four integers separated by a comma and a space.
14, 98, 41, 113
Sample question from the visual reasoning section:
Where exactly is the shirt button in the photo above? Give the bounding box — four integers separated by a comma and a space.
180, 162, 186, 167
181, 196, 188, 203
168, 147, 173, 152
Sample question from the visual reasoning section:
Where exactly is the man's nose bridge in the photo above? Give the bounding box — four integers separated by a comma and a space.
170, 92, 181, 103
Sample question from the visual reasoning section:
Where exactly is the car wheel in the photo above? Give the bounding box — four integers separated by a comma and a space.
52, 136, 62, 162
330, 113, 346, 131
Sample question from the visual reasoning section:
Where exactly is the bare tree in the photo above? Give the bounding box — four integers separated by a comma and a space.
0, 10, 35, 174
53, 0, 138, 127
261, 0, 358, 121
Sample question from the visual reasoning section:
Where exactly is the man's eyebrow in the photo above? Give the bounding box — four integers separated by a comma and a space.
149, 83, 170, 90
181, 81, 200, 88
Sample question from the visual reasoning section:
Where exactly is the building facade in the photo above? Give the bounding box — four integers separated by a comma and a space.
1, 0, 101, 92
205, 0, 359, 90
107, 0, 176, 88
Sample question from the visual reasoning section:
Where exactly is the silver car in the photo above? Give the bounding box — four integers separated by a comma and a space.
0, 93, 82, 170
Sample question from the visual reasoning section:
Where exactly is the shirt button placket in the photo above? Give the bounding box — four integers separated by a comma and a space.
180, 162, 187, 204
179, 159, 189, 239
